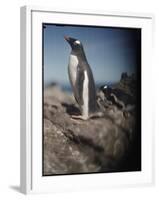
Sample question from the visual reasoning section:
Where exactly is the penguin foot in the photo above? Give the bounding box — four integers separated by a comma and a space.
71, 115, 89, 121
90, 112, 104, 119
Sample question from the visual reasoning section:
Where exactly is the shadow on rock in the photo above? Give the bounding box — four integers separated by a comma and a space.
62, 103, 80, 116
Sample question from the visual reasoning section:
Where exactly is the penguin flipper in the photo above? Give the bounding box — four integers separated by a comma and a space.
74, 68, 84, 106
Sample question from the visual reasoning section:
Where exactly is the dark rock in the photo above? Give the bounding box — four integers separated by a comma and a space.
119, 72, 137, 96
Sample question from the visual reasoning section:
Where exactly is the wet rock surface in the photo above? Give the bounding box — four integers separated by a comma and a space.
43, 75, 141, 175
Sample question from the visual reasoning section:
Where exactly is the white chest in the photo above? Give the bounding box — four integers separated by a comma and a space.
82, 70, 89, 117
68, 55, 78, 86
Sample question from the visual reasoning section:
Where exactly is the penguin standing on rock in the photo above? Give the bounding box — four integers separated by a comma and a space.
64, 36, 101, 120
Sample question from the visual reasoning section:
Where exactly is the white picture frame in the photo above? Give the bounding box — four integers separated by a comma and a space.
20, 5, 154, 194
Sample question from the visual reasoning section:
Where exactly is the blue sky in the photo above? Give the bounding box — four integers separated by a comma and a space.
43, 24, 141, 87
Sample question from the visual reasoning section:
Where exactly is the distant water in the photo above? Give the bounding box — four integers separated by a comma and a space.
44, 81, 116, 93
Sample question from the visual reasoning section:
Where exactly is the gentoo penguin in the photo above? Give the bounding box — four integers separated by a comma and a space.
64, 36, 100, 120
100, 85, 135, 113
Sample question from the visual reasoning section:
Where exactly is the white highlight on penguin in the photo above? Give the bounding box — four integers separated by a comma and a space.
75, 40, 80, 44
68, 54, 78, 86
82, 70, 89, 119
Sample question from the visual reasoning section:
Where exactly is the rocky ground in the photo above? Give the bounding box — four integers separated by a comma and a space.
43, 74, 141, 175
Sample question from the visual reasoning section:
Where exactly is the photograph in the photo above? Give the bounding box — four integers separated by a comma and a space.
42, 23, 141, 176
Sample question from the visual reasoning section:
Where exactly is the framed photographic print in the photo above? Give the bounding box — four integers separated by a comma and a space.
20, 6, 154, 194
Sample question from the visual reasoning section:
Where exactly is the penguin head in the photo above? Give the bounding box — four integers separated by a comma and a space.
64, 36, 83, 52
100, 85, 112, 97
